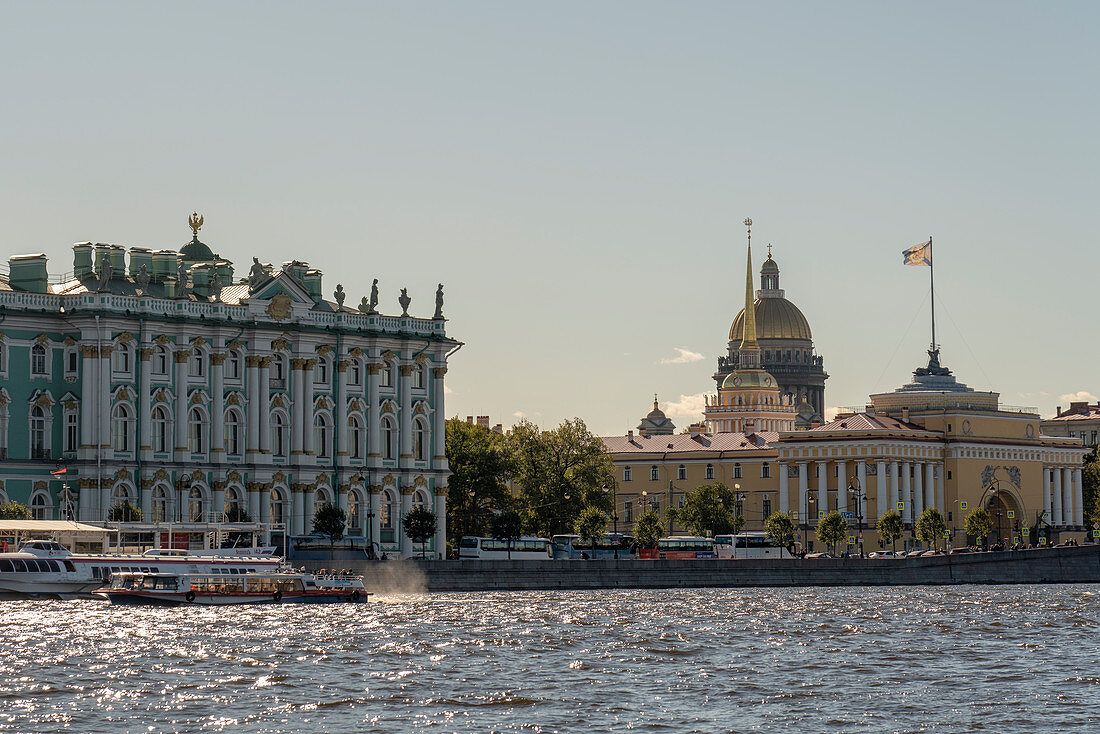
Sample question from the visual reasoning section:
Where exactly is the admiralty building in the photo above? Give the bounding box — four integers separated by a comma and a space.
0, 215, 458, 558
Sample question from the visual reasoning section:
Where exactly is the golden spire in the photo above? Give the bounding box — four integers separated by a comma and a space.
742, 218, 758, 351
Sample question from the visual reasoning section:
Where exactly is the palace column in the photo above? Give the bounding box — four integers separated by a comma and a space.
290, 359, 305, 458
1042, 467, 1052, 526
856, 461, 867, 522
245, 357, 261, 457
78, 480, 93, 523
1073, 467, 1084, 527
139, 347, 153, 460
99, 345, 112, 457
257, 483, 272, 545
212, 481, 225, 523
174, 349, 190, 455
434, 482, 448, 558
291, 484, 305, 537
816, 461, 828, 513
336, 359, 349, 459
797, 462, 809, 526
302, 359, 316, 461
836, 460, 848, 514
367, 363, 381, 467
1063, 467, 1074, 528
912, 462, 924, 519
432, 366, 448, 470
337, 482, 349, 533
399, 364, 414, 468
778, 463, 789, 514
258, 358, 272, 457
79, 346, 98, 459
399, 485, 414, 557
1052, 467, 1063, 526
876, 460, 888, 521
368, 485, 382, 550
210, 352, 226, 462
248, 479, 261, 522
924, 463, 935, 514
894, 461, 905, 522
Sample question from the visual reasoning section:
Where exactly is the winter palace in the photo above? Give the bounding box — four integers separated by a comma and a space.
0, 214, 458, 557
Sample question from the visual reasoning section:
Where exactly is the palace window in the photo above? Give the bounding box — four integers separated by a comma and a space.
187, 407, 207, 454
650, 466, 659, 481
112, 344, 131, 374
187, 487, 205, 522
314, 356, 329, 385
271, 412, 289, 458
380, 361, 394, 388
269, 489, 286, 525
226, 350, 242, 380
706, 464, 714, 480
412, 364, 425, 389
349, 361, 362, 387
31, 344, 48, 376
677, 465, 687, 481
380, 489, 396, 543
349, 415, 364, 460
30, 493, 50, 521
111, 403, 134, 452
225, 409, 243, 456
151, 405, 170, 453
624, 501, 633, 524
413, 418, 428, 460
761, 463, 771, 478
733, 463, 742, 479
314, 413, 332, 458
29, 405, 48, 459
381, 416, 397, 460
762, 496, 772, 518
188, 351, 205, 378
153, 346, 169, 376
65, 348, 78, 376
152, 486, 168, 523
347, 490, 362, 534
271, 355, 287, 387
623, 466, 632, 482
64, 410, 78, 454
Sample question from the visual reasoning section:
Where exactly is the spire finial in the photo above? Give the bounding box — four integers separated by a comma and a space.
188, 212, 204, 238
767, 243, 772, 258
654, 393, 659, 409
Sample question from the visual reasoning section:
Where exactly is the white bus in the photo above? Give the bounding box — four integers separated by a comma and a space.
458, 536, 553, 560
714, 532, 788, 559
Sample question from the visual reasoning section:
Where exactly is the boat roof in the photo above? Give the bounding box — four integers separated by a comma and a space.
0, 520, 110, 534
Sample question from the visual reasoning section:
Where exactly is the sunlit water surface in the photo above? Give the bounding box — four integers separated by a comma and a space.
1, 586, 1098, 733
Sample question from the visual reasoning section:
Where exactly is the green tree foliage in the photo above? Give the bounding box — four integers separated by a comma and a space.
0, 501, 31, 520
445, 417, 513, 548
107, 501, 143, 522
765, 512, 796, 556
633, 510, 663, 549
729, 513, 746, 537
225, 505, 252, 523
403, 505, 438, 559
1081, 446, 1100, 530
877, 510, 904, 553
489, 510, 523, 559
916, 507, 947, 550
964, 507, 992, 545
507, 418, 615, 537
574, 506, 608, 553
312, 502, 346, 559
816, 510, 848, 555
671, 481, 742, 537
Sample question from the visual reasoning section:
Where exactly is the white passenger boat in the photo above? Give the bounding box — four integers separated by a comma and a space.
0, 540, 281, 598
97, 569, 370, 605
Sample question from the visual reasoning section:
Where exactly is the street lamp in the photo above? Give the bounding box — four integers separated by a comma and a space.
605, 484, 619, 559
801, 492, 817, 555
848, 475, 865, 558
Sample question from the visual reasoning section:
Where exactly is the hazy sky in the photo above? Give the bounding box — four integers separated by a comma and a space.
3, 2, 1097, 435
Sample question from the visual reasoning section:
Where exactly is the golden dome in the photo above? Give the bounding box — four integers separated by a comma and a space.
729, 298, 812, 342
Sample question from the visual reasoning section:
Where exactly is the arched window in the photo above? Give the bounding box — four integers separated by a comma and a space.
30, 492, 50, 521
270, 488, 287, 525
314, 356, 329, 385
152, 405, 170, 453
349, 415, 364, 460
381, 416, 396, 460
312, 489, 332, 530
224, 486, 245, 520
188, 349, 205, 378
271, 354, 287, 387
112, 343, 131, 374
111, 484, 135, 507
187, 407, 207, 454
271, 411, 289, 458
152, 485, 168, 522
29, 405, 47, 459
412, 363, 425, 389
349, 361, 362, 387
380, 489, 396, 542
314, 413, 332, 458
226, 350, 242, 380
31, 344, 47, 376
347, 490, 362, 535
413, 418, 428, 461
380, 360, 394, 388
153, 345, 169, 376
412, 489, 429, 510
225, 408, 243, 456
111, 403, 134, 452
187, 487, 205, 522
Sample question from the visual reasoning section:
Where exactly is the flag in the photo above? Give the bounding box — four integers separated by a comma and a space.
902, 239, 931, 266
50, 468, 67, 475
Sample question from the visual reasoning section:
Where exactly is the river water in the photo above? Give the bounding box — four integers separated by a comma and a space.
2, 585, 1098, 733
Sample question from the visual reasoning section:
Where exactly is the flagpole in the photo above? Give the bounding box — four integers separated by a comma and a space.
929, 235, 935, 352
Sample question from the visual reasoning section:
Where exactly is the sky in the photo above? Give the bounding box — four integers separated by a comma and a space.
2, 2, 1098, 435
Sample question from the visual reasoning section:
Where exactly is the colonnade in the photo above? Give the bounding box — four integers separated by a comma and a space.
1043, 466, 1084, 527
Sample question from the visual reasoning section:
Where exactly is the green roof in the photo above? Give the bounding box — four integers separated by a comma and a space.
180, 237, 215, 262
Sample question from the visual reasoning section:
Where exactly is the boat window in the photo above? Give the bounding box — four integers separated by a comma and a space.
63, 561, 75, 572
12, 560, 27, 572
150, 567, 159, 573
48, 560, 60, 572
0, 560, 12, 572
111, 567, 121, 573
140, 567, 150, 573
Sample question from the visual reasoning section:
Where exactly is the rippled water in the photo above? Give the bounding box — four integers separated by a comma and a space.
2, 586, 1099, 733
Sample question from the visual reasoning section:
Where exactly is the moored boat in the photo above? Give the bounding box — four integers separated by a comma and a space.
96, 569, 370, 605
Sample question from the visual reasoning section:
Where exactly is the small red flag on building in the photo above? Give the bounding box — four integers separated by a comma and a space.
50, 468, 67, 475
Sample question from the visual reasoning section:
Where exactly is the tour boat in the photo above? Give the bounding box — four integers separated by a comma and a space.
0, 540, 282, 598
96, 569, 370, 605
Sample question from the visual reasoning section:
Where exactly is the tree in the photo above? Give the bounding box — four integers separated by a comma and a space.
490, 510, 523, 560
507, 418, 615, 537
634, 510, 663, 550
1081, 446, 1100, 533
313, 502, 346, 560
225, 505, 252, 523
877, 511, 904, 553
445, 417, 513, 549
916, 507, 947, 551
816, 510, 848, 555
671, 481, 742, 537
574, 506, 608, 557
403, 505, 438, 559
0, 501, 31, 520
964, 507, 992, 546
729, 513, 746, 537
765, 512, 796, 557
107, 501, 142, 522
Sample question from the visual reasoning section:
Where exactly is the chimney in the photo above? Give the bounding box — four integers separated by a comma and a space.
901, 407, 910, 423
7, 254, 49, 293
1056, 406, 1062, 417
128, 247, 152, 278
152, 250, 177, 282
466, 416, 474, 424
493, 423, 503, 434
627, 430, 634, 440
190, 263, 212, 298
108, 245, 126, 274
477, 415, 490, 428
302, 269, 323, 301
73, 243, 94, 278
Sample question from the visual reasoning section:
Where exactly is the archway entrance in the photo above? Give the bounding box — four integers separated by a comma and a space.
985, 490, 1020, 547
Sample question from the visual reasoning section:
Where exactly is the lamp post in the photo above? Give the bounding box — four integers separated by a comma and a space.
848, 475, 865, 558
802, 493, 817, 555
605, 484, 619, 559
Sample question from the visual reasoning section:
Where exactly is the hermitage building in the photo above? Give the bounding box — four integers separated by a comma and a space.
0, 215, 458, 558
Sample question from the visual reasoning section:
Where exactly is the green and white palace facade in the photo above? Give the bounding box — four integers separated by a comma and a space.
0, 217, 459, 558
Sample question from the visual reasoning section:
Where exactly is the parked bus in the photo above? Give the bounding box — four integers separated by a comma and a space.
551, 534, 637, 560
639, 536, 717, 559
714, 532, 788, 559
458, 536, 553, 560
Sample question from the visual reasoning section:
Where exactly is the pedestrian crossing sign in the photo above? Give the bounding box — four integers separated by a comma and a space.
1039, 537, 1047, 545
848, 536, 855, 545
818, 510, 825, 519
897, 502, 904, 510
943, 530, 950, 538
960, 501, 968, 510
1022, 526, 1029, 534
1007, 510, 1015, 519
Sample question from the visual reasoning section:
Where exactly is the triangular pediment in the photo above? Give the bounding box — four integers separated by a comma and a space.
247, 272, 314, 305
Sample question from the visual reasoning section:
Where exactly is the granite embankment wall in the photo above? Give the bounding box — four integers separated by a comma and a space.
302, 544, 1100, 592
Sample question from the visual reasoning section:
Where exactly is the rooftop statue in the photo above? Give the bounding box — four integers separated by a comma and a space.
177, 260, 190, 298
398, 287, 411, 317
210, 271, 223, 302
367, 279, 379, 314
334, 283, 346, 309
96, 258, 112, 293
248, 257, 267, 292
434, 283, 444, 319
134, 263, 150, 294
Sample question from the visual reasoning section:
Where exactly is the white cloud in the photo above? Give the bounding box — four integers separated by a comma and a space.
659, 347, 705, 365
513, 411, 526, 419
443, 385, 454, 395
824, 406, 842, 422
1058, 391, 1097, 404
662, 392, 708, 422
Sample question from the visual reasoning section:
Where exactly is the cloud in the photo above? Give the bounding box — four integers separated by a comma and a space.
1058, 391, 1097, 404
443, 385, 454, 395
662, 392, 708, 421
824, 406, 842, 422
659, 347, 705, 365
513, 411, 526, 419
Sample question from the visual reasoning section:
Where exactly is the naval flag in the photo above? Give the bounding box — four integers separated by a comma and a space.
902, 239, 931, 266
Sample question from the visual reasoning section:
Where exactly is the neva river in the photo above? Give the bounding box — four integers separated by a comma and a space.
2, 586, 1098, 733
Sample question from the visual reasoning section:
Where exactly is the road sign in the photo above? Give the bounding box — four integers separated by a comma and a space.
897, 501, 904, 510
1013, 536, 1020, 544
1094, 530, 1099, 539
818, 510, 825, 519
1039, 537, 1047, 545
1007, 510, 1015, 519
841, 512, 854, 519
943, 530, 950, 538
1022, 526, 1029, 534
847, 536, 855, 545
960, 501, 968, 510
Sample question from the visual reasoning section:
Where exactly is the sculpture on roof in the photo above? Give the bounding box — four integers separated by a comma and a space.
398, 287, 411, 317
176, 260, 190, 298
334, 283, 346, 309
368, 279, 379, 313
210, 271, 223, 302
134, 263, 150, 294
96, 257, 112, 293
434, 283, 444, 319
248, 257, 268, 292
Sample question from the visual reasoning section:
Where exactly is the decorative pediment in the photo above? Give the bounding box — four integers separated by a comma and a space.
273, 471, 286, 483
227, 470, 242, 482
227, 339, 244, 351
153, 388, 172, 403
0, 388, 8, 407
316, 345, 332, 355
415, 353, 430, 365
154, 334, 172, 346
348, 398, 363, 412
315, 396, 331, 411
189, 389, 210, 405
117, 332, 134, 344
190, 336, 207, 347
271, 336, 291, 352
34, 480, 48, 492
272, 394, 287, 409
35, 334, 50, 345
28, 389, 54, 408
413, 400, 430, 415
349, 347, 363, 358
248, 273, 315, 315
154, 468, 169, 481
380, 399, 398, 415
114, 468, 131, 480
414, 474, 427, 488
381, 350, 396, 361
226, 392, 242, 406
382, 473, 395, 487
113, 386, 132, 402
63, 336, 77, 346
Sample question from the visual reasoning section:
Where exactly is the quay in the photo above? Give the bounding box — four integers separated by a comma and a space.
302, 544, 1100, 592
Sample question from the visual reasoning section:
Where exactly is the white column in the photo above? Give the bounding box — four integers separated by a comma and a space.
302, 359, 316, 459
291, 360, 304, 457
1074, 468, 1084, 527
337, 483, 348, 532
258, 358, 271, 457
836, 460, 848, 514
139, 347, 152, 459
140, 482, 152, 519
99, 485, 111, 522
399, 487, 413, 557
212, 484, 225, 523
876, 460, 888, 521
246, 357, 261, 457
248, 483, 261, 523
816, 461, 828, 514
935, 464, 944, 515
432, 366, 448, 470
434, 483, 448, 559
367, 363, 381, 466
399, 364, 414, 467
369, 487, 382, 549
924, 462, 936, 513
1063, 467, 1074, 528
336, 359, 349, 458
80, 346, 97, 456
1052, 467, 1063, 526
797, 462, 809, 530
99, 348, 112, 457
912, 462, 924, 519
292, 486, 305, 536
174, 350, 189, 454
210, 351, 225, 462
79, 483, 93, 522
1042, 467, 1052, 526
778, 463, 789, 514
856, 461, 867, 522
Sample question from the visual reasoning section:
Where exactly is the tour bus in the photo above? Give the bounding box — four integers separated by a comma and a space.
714, 531, 788, 559
458, 536, 553, 560
550, 534, 637, 560
639, 536, 717, 560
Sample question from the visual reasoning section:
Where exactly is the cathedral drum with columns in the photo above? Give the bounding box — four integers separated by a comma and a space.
0, 215, 459, 559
